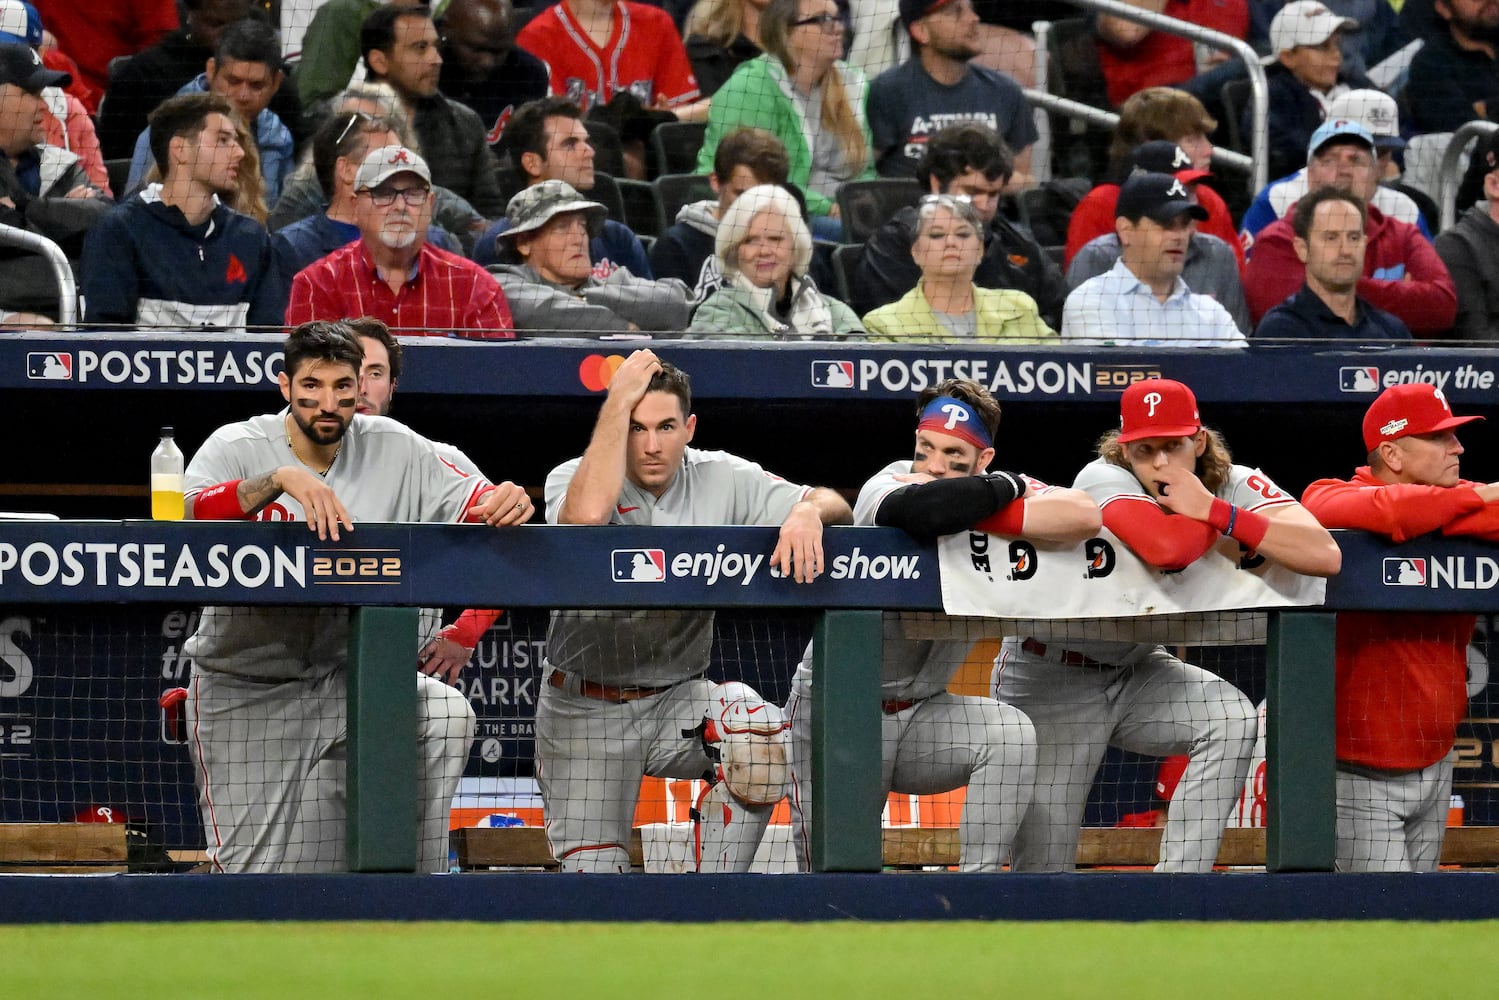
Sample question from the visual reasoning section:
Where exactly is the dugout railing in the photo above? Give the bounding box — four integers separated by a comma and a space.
2, 519, 1495, 874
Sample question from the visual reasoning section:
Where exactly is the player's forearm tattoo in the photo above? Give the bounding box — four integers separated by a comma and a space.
237, 472, 283, 516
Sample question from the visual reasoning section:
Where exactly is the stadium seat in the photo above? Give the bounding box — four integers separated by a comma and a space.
617, 178, 663, 238
651, 121, 708, 178
830, 242, 862, 304
654, 173, 714, 231
835, 178, 922, 243
588, 171, 628, 224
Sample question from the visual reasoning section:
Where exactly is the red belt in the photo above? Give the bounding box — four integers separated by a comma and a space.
882, 698, 921, 714
1021, 637, 1107, 669
548, 669, 671, 703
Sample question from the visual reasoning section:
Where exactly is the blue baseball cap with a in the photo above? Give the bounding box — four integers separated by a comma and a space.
0, 1, 42, 47
1307, 118, 1376, 163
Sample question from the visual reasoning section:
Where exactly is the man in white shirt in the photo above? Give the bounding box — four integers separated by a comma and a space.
1061, 173, 1245, 347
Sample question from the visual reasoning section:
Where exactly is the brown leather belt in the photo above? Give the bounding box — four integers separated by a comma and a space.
1021, 637, 1107, 669
548, 669, 671, 703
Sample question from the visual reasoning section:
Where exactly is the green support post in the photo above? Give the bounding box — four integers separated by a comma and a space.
1265, 610, 1338, 872
347, 606, 420, 872
811, 609, 884, 872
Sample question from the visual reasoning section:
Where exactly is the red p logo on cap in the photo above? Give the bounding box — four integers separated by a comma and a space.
1118, 379, 1202, 443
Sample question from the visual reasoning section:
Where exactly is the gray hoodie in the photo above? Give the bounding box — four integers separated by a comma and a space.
489, 263, 692, 336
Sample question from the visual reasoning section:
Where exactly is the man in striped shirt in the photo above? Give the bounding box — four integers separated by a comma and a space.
285, 144, 514, 338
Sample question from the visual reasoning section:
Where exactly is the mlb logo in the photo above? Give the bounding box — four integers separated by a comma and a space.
612, 548, 666, 582
1339, 367, 1379, 393
811, 360, 854, 388
1383, 557, 1426, 586
27, 352, 72, 381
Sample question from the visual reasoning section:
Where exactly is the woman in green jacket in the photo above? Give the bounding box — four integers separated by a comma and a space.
694, 0, 874, 240
688, 183, 862, 339
863, 195, 1056, 344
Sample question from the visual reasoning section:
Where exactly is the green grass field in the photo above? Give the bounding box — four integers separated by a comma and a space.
4, 921, 1494, 998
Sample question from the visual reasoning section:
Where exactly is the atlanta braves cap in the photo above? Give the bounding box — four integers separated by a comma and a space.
0, 40, 66, 92
1114, 172, 1210, 224
1118, 379, 1202, 443
1121, 141, 1212, 184
354, 145, 431, 191
899, 0, 960, 29
1361, 384, 1483, 452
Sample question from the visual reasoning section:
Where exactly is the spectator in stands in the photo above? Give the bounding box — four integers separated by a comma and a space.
0, 42, 109, 322
863, 194, 1055, 342
1109, 86, 1217, 173
854, 122, 1064, 326
1068, 145, 1249, 334
490, 179, 691, 334
1, 1, 109, 194
277, 112, 463, 276
517, 0, 706, 120
685, 0, 766, 97
1255, 1, 1372, 181
437, 0, 549, 150
868, 0, 1036, 188
1435, 130, 1499, 341
362, 3, 508, 219
1093, 0, 1249, 112
81, 93, 284, 330
689, 182, 862, 337
1244, 120, 1457, 334
1406, 0, 1499, 132
297, 0, 382, 111
472, 97, 653, 276
1255, 188, 1411, 339
1067, 136, 1243, 274
1062, 173, 1245, 346
287, 144, 513, 338
31, 0, 179, 110
269, 82, 487, 254
1250, 0, 1410, 81
1240, 89, 1431, 249
697, 0, 875, 241
124, 19, 291, 204
96, 0, 302, 161
651, 126, 790, 299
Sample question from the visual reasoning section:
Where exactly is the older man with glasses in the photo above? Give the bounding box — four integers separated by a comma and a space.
286, 144, 514, 338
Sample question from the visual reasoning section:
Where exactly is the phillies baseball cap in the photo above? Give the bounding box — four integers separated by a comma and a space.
1122, 141, 1212, 185
1118, 379, 1202, 443
1327, 89, 1405, 151
1307, 118, 1375, 163
0, 40, 65, 92
1361, 384, 1483, 452
354, 144, 431, 191
1263, 0, 1358, 62
0, 1, 41, 46
899, 0, 961, 29
1114, 172, 1209, 224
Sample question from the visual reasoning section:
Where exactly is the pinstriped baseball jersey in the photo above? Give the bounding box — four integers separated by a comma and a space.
183, 412, 491, 681
516, 1, 700, 112
285, 241, 515, 337
543, 446, 811, 687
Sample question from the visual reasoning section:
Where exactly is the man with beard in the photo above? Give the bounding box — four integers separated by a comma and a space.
286, 144, 514, 337
180, 319, 534, 873
867, 0, 1035, 186
1407, 0, 1499, 133
81, 92, 284, 330
1254, 188, 1411, 340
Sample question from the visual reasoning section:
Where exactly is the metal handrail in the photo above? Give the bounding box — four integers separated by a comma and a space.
1439, 120, 1499, 231
1027, 0, 1268, 193
0, 221, 77, 326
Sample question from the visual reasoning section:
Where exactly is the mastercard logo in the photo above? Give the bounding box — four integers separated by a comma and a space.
578, 353, 628, 391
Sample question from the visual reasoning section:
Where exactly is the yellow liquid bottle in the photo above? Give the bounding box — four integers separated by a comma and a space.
151, 428, 185, 521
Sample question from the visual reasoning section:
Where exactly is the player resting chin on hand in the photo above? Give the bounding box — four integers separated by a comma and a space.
993, 378, 1340, 873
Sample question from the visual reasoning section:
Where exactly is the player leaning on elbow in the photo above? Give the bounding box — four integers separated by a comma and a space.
993, 378, 1341, 873
1302, 383, 1496, 871
786, 378, 1100, 872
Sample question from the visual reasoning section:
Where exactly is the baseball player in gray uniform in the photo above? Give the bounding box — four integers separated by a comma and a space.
786, 379, 1101, 872
540, 349, 852, 873
992, 378, 1341, 872
182, 321, 534, 874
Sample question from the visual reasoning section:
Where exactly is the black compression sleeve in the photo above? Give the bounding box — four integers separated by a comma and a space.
873, 471, 1022, 539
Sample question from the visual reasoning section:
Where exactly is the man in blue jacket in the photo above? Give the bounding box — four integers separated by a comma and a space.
82, 92, 286, 330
